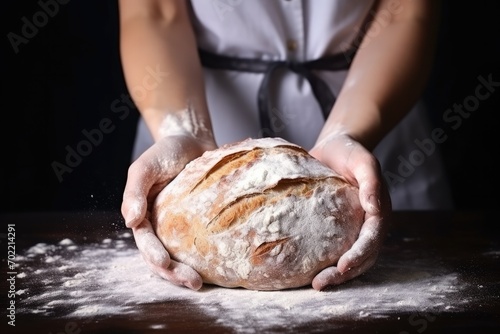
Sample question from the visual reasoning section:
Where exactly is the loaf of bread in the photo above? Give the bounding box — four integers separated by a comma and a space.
151, 137, 364, 290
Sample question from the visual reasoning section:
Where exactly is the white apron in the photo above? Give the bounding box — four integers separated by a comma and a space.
132, 0, 453, 210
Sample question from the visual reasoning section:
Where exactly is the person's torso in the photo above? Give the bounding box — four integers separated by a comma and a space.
188, 0, 376, 61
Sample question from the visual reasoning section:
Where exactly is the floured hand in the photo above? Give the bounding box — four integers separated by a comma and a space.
121, 133, 217, 290
309, 133, 392, 290
132, 218, 203, 290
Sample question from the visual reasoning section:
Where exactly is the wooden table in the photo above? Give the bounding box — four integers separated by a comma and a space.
1, 211, 499, 333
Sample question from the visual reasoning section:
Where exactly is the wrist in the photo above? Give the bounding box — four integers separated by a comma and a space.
318, 112, 382, 151
147, 106, 215, 143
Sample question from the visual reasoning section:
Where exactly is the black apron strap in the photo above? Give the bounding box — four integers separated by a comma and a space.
198, 48, 357, 137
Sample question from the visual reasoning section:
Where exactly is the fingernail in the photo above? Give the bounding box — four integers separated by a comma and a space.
124, 210, 132, 226
124, 211, 135, 227
186, 277, 203, 291
184, 281, 195, 290
125, 201, 141, 227
368, 195, 380, 213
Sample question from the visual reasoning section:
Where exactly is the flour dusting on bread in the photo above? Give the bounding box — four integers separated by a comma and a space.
151, 137, 364, 290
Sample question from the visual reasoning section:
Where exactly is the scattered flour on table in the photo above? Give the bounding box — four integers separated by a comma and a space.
16, 232, 474, 333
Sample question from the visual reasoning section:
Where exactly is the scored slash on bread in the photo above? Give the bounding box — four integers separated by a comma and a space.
151, 137, 364, 290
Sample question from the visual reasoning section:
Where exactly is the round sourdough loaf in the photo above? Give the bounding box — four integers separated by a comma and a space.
151, 137, 364, 290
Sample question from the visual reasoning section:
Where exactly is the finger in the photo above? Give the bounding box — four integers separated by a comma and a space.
155, 259, 203, 291
336, 215, 384, 273
133, 221, 203, 290
132, 220, 171, 269
312, 252, 378, 291
350, 153, 383, 216
311, 138, 383, 216
122, 159, 158, 228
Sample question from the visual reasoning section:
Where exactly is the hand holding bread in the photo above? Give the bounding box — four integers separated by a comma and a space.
122, 134, 389, 291
309, 133, 391, 290
151, 137, 371, 290
122, 134, 218, 290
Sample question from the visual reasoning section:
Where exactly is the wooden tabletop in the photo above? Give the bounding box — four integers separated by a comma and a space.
1, 210, 499, 333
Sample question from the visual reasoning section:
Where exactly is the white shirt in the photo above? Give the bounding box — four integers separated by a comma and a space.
132, 0, 453, 210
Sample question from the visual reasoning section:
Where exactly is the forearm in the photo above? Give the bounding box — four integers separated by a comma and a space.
118, 0, 213, 141
318, 0, 441, 150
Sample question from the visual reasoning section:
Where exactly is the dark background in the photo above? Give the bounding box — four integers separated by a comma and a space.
1, 0, 499, 213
